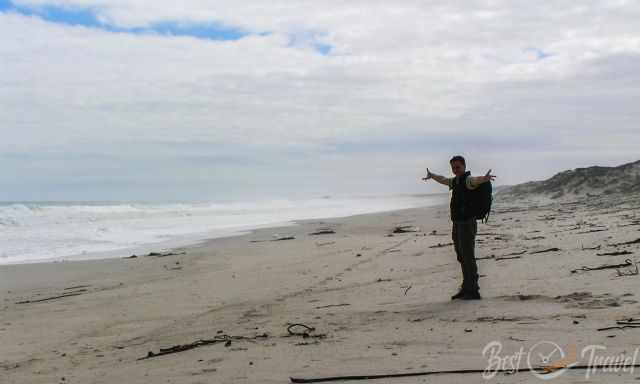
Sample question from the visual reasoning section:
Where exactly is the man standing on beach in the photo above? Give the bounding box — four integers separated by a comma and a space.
422, 155, 495, 300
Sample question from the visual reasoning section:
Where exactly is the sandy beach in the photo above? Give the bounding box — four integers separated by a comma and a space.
2, 194, 640, 383
4, 1, 640, 382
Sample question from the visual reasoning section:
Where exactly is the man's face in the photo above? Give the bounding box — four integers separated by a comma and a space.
450, 160, 465, 177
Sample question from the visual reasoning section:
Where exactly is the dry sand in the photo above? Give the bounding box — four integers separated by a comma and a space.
2, 195, 640, 383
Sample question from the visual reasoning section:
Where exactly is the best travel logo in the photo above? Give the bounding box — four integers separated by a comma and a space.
482, 340, 639, 380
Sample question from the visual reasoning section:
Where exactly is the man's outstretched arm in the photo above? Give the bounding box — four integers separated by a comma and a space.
468, 169, 497, 188
422, 168, 450, 187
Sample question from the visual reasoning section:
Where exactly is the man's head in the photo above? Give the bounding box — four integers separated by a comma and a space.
449, 155, 466, 177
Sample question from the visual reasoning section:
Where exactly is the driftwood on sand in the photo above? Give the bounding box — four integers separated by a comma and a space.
146, 251, 186, 257
315, 303, 351, 309
570, 259, 634, 274
250, 236, 296, 243
272, 236, 296, 241
609, 237, 640, 247
289, 363, 640, 383
125, 251, 186, 259
529, 247, 561, 254
392, 225, 420, 234
596, 250, 633, 256
16, 291, 87, 304
597, 318, 640, 331
309, 229, 336, 236
428, 242, 453, 248
477, 254, 523, 261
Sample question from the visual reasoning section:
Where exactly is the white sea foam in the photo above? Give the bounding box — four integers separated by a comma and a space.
0, 194, 446, 264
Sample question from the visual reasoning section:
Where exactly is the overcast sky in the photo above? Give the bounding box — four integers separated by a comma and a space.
1, 1, 639, 202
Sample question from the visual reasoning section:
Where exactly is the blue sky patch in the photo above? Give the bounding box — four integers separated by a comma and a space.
0, 0, 12, 11
1, 1, 249, 41
314, 42, 332, 55
288, 30, 333, 55
525, 47, 554, 60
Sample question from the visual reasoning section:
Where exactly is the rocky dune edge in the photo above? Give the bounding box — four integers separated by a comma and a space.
497, 159, 640, 201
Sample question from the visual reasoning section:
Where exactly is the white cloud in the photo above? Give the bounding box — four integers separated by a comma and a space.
1, 2, 640, 200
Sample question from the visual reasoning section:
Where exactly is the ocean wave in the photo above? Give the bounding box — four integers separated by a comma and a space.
0, 194, 446, 264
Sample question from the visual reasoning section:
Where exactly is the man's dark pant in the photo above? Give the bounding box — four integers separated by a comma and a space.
452, 219, 479, 293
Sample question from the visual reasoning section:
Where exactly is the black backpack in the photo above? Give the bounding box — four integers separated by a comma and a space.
469, 180, 493, 223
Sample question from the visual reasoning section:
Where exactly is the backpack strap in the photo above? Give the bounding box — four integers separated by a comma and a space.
482, 210, 490, 224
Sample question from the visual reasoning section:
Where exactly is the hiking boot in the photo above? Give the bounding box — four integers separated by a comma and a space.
451, 288, 466, 300
462, 291, 482, 300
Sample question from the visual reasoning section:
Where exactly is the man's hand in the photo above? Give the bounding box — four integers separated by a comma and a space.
479, 169, 496, 183
422, 168, 450, 187
421, 168, 433, 181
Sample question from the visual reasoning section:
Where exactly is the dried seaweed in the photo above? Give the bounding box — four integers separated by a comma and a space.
140, 333, 269, 360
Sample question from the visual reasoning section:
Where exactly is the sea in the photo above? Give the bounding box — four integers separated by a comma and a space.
0, 194, 448, 265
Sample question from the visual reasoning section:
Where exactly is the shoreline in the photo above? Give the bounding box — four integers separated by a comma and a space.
0, 193, 448, 266
0, 204, 449, 292
1, 198, 448, 267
